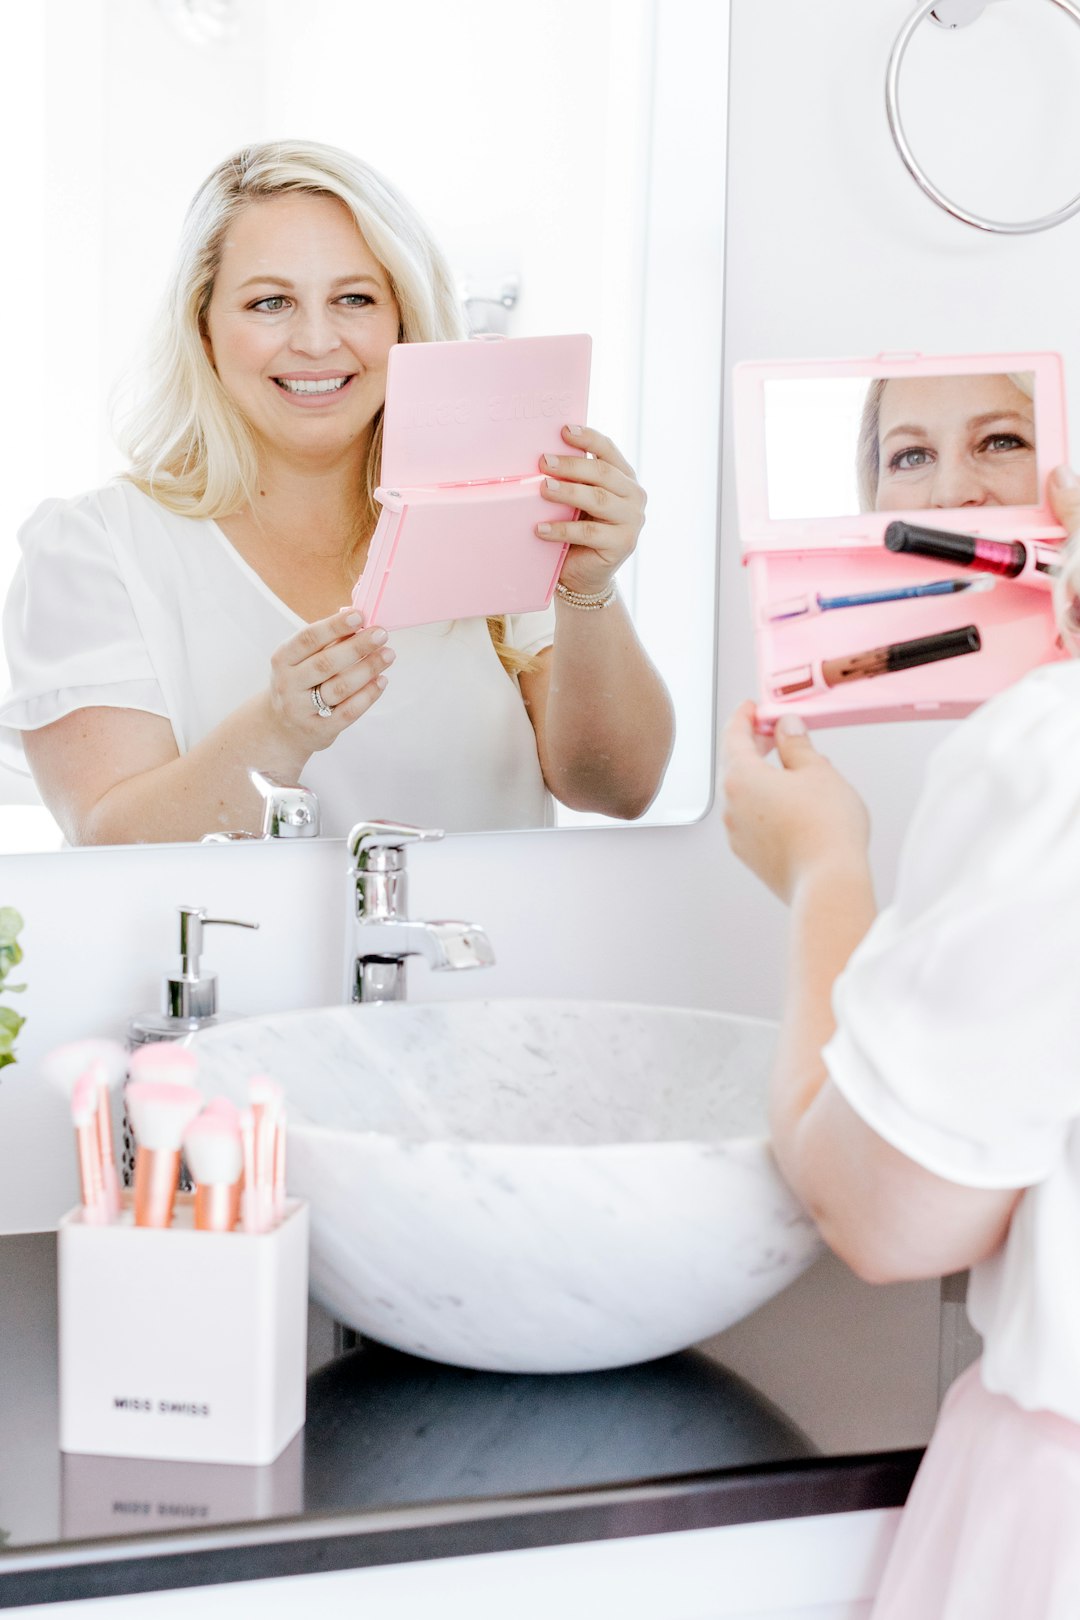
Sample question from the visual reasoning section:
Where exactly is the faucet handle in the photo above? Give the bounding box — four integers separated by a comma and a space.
347, 821, 445, 874
249, 769, 321, 839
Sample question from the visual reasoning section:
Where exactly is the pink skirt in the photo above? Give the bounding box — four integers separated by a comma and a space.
871, 1359, 1080, 1619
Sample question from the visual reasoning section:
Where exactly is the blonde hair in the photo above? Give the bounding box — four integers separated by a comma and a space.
118, 139, 533, 673
1054, 528, 1080, 654
855, 371, 1080, 648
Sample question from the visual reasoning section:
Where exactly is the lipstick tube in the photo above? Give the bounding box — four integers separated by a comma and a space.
771, 624, 982, 698
884, 521, 1059, 590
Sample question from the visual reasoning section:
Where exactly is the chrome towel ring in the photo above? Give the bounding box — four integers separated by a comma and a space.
886, 0, 1080, 234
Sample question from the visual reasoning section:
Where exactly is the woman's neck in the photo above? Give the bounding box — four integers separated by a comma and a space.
213, 443, 376, 618
243, 446, 370, 554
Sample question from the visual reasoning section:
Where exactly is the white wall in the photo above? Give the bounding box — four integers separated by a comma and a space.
9, 0, 1077, 1441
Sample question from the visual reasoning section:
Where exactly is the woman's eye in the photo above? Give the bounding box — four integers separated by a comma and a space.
250, 296, 288, 313
889, 446, 933, 472
980, 433, 1031, 454
337, 293, 373, 308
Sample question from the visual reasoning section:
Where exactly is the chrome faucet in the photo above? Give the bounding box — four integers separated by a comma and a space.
346, 821, 495, 1004
201, 770, 321, 843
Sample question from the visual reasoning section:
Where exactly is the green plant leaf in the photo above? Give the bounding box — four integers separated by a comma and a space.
0, 910, 26, 1074
0, 1007, 26, 1042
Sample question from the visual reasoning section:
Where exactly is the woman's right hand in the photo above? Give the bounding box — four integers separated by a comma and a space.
268, 608, 394, 752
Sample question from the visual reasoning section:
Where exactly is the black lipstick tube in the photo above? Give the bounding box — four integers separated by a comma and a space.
884, 520, 1058, 588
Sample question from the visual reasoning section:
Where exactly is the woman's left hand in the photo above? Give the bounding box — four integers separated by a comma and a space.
536, 425, 646, 596
721, 701, 871, 904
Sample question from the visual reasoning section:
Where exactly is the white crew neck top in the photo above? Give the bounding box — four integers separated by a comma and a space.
0, 483, 556, 836
822, 659, 1080, 1421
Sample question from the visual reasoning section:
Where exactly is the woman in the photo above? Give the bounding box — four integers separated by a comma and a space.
856, 370, 1038, 512
0, 141, 674, 842
722, 465, 1080, 1616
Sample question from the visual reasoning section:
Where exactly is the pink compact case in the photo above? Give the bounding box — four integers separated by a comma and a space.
733, 351, 1070, 732
353, 333, 592, 630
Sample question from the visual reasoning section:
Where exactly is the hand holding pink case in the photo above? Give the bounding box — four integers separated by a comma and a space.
353, 334, 592, 630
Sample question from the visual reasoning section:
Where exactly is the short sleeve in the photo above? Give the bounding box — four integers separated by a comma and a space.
823, 666, 1080, 1190
505, 602, 556, 659
0, 496, 168, 770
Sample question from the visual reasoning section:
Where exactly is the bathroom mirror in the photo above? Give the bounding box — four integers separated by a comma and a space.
0, 0, 728, 852
764, 372, 1039, 521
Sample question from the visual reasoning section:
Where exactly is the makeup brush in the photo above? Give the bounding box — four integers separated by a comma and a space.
126, 1046, 201, 1192
126, 1079, 203, 1228
71, 1070, 109, 1226
127, 1044, 200, 1082
239, 1107, 259, 1233
42, 1038, 128, 1097
203, 1096, 242, 1124
248, 1076, 285, 1232
183, 1113, 243, 1233
85, 1057, 122, 1220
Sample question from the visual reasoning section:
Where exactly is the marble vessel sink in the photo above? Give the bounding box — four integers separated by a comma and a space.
189, 1001, 822, 1374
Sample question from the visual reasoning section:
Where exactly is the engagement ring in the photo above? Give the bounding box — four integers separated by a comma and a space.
310, 684, 334, 718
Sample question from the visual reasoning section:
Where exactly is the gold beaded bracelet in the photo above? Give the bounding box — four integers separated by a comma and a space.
554, 581, 618, 611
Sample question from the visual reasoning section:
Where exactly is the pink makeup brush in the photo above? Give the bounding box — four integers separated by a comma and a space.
183, 1113, 243, 1233
42, 1038, 128, 1097
41, 1040, 128, 1216
126, 1047, 201, 1190
202, 1095, 242, 1127
239, 1107, 258, 1233
126, 1080, 203, 1228
248, 1076, 284, 1234
127, 1045, 200, 1082
71, 1070, 109, 1225
87, 1058, 122, 1220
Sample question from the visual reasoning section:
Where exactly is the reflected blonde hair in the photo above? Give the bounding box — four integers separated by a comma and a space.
1054, 528, 1080, 654
118, 139, 533, 673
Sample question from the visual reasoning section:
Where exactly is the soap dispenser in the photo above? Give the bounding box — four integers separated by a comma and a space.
123, 907, 259, 1188
127, 905, 259, 1048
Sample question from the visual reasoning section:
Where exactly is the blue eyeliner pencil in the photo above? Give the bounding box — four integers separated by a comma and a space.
816, 577, 990, 611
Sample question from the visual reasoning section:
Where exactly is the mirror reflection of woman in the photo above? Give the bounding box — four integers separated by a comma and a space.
856, 372, 1038, 512
0, 141, 674, 843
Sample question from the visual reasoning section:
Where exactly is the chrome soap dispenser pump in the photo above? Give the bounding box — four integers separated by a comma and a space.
127, 905, 259, 1048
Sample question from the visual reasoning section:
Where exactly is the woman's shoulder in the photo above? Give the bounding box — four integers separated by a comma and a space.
19, 481, 199, 555
930, 660, 1080, 798
895, 659, 1080, 899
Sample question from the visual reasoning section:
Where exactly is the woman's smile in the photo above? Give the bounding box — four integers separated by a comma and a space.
272, 370, 357, 404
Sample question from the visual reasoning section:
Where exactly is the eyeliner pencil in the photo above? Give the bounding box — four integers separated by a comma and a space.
816, 577, 992, 611
766, 576, 991, 622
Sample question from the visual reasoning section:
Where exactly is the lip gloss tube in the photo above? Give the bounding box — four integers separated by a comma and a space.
771, 624, 982, 698
884, 520, 1060, 589
821, 624, 981, 686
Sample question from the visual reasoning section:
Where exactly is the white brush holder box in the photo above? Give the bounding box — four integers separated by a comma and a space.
57, 1197, 309, 1465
